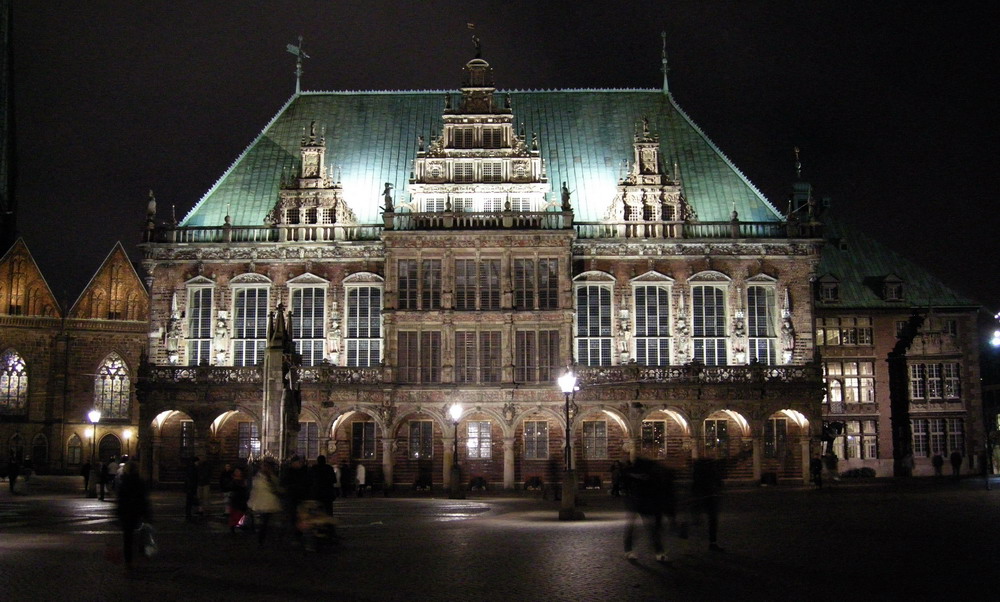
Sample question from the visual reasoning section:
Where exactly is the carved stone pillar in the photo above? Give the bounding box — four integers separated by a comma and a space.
381, 438, 395, 488
624, 437, 638, 463
503, 436, 515, 490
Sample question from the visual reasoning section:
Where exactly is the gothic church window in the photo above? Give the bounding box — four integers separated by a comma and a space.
0, 349, 28, 415
67, 434, 83, 465
94, 353, 130, 419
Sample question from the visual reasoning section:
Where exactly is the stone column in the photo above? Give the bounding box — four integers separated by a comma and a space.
624, 437, 639, 463
503, 436, 516, 490
151, 430, 162, 484
381, 438, 395, 488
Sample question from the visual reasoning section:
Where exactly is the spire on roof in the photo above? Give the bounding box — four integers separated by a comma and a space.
286, 36, 310, 95
794, 146, 802, 179
661, 31, 670, 94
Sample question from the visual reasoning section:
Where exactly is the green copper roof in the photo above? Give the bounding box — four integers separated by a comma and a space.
181, 89, 781, 227
818, 216, 977, 309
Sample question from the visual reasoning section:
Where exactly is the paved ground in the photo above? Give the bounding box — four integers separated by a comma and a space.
2, 475, 998, 601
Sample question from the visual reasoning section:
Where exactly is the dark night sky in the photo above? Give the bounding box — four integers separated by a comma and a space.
10, 1, 999, 312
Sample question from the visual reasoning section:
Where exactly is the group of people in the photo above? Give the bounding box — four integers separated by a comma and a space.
4, 455, 33, 494
81, 455, 129, 500
184, 455, 368, 549
617, 456, 724, 564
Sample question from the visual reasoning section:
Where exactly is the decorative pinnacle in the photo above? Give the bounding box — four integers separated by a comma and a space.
794, 146, 802, 179
661, 31, 670, 94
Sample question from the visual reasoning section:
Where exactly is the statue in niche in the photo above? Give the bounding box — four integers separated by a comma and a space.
561, 182, 572, 211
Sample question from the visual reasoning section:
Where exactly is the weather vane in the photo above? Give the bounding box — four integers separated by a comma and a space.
286, 36, 310, 95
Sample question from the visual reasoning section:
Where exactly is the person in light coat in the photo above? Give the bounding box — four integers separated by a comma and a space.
248, 460, 282, 545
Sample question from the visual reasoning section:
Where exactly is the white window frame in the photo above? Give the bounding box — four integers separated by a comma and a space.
290, 282, 328, 367
186, 284, 214, 366
231, 284, 269, 367
523, 420, 549, 460
344, 278, 383, 368
632, 283, 672, 366
691, 282, 728, 366
746, 284, 777, 364
574, 280, 613, 367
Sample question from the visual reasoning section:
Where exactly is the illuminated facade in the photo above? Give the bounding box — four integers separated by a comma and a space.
131, 52, 982, 488
0, 240, 147, 471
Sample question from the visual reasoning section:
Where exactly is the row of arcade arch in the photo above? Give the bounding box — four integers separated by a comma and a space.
142, 403, 815, 488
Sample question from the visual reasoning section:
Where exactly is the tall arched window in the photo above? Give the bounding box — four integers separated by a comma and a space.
67, 434, 83, 465
31, 433, 48, 466
94, 353, 131, 419
0, 349, 28, 415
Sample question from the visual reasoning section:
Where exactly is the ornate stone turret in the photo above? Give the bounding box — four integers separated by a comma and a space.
403, 54, 549, 221
266, 120, 357, 231
606, 117, 690, 237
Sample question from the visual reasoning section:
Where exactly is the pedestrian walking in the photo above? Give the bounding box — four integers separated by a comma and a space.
281, 455, 312, 538
227, 467, 249, 533
311, 455, 337, 515
115, 461, 151, 568
7, 455, 21, 494
219, 463, 234, 517
248, 460, 282, 546
932, 454, 944, 477
196, 457, 212, 515
98, 457, 110, 501
355, 462, 366, 497
950, 450, 963, 480
81, 461, 91, 493
810, 456, 823, 488
622, 456, 673, 563
692, 457, 724, 552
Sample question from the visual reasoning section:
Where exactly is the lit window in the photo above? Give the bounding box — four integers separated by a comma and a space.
524, 421, 549, 459
0, 349, 28, 415
466, 421, 492, 459
180, 420, 195, 459
764, 418, 787, 458
238, 422, 260, 459
576, 285, 612, 366
346, 286, 383, 368
409, 421, 433, 460
634, 286, 671, 366
747, 286, 776, 364
640, 420, 666, 457
693, 285, 727, 365
705, 419, 729, 454
94, 353, 130, 419
187, 287, 213, 365
352, 421, 376, 459
583, 421, 608, 459
815, 317, 872, 347
232, 287, 268, 366
292, 287, 326, 366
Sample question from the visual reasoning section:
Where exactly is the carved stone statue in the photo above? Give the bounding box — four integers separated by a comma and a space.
561, 182, 572, 211
382, 183, 394, 212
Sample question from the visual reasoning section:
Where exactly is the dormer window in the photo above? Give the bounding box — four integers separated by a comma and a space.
286, 208, 300, 224
883, 276, 904, 302
482, 162, 503, 183
818, 276, 840, 303
454, 162, 475, 183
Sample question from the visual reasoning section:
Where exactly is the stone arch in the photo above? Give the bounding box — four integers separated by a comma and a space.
761, 408, 811, 481
635, 406, 692, 471
389, 407, 448, 490
701, 409, 753, 478
209, 409, 260, 467
67, 433, 84, 465
572, 405, 633, 486
150, 409, 196, 482
98, 433, 122, 462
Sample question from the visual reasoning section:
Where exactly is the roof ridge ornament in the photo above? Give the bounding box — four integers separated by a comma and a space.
286, 36, 310, 95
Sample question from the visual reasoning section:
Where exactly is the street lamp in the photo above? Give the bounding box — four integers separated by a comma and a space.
87, 409, 101, 498
558, 369, 584, 520
449, 403, 465, 499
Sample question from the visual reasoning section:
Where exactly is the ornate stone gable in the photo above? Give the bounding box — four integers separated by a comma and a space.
68, 243, 148, 321
0, 238, 61, 318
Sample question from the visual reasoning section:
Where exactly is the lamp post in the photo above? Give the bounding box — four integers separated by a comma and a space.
558, 370, 584, 520
87, 409, 101, 498
449, 403, 465, 499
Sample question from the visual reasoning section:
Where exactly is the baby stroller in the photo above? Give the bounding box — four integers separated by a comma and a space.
296, 500, 339, 552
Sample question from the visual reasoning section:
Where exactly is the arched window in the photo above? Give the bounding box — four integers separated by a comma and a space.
0, 349, 28, 415
31, 433, 48, 466
67, 434, 83, 465
94, 353, 131, 419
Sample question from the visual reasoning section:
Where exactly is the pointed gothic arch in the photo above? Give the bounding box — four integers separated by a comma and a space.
94, 352, 131, 419
0, 348, 28, 415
